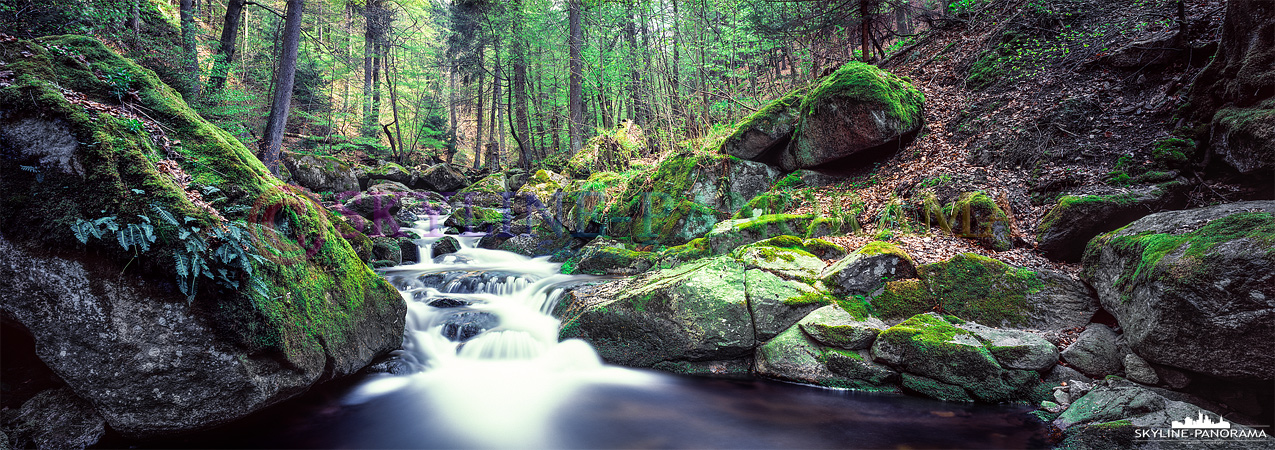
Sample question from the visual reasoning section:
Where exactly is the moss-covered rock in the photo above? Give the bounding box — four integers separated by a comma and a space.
798, 304, 886, 350
820, 241, 917, 297
783, 62, 924, 171
743, 269, 825, 340
282, 153, 359, 194
733, 191, 796, 219
1052, 377, 1270, 448
1210, 98, 1274, 176
870, 313, 1043, 403
732, 240, 828, 283
868, 253, 1096, 330
705, 215, 813, 254
566, 122, 642, 177
948, 192, 1012, 251
1081, 201, 1275, 379
1036, 182, 1190, 262
557, 255, 754, 369
722, 88, 807, 161
563, 238, 655, 275
454, 172, 508, 208
603, 151, 779, 246
0, 36, 404, 437
416, 163, 468, 192
959, 322, 1057, 371
754, 322, 898, 392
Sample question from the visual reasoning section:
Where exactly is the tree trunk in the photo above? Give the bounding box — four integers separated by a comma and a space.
568, 0, 584, 155
259, 0, 305, 176
860, 0, 872, 62
473, 51, 485, 170
510, 0, 533, 169
206, 0, 246, 99
179, 0, 201, 100
385, 50, 406, 163
362, 0, 385, 138
490, 42, 503, 171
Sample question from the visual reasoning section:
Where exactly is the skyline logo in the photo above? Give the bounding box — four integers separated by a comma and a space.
1171, 412, 1231, 429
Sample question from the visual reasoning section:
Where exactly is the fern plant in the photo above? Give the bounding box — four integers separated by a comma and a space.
72, 204, 270, 303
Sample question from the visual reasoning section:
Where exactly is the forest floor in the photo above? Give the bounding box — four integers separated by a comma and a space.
787, 0, 1236, 274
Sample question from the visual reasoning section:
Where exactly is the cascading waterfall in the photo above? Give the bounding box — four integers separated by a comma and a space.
343, 217, 655, 448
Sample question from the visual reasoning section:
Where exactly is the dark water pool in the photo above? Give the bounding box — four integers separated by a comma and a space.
109, 370, 1049, 449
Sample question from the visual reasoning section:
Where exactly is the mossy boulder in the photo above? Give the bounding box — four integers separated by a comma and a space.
783, 62, 924, 171
603, 151, 779, 245
0, 36, 404, 437
1036, 182, 1190, 262
454, 172, 508, 208
732, 240, 828, 283
1053, 378, 1270, 448
722, 88, 806, 161
362, 161, 415, 188
820, 241, 917, 297
869, 253, 1097, 330
1059, 324, 1128, 378
512, 169, 567, 216
959, 322, 1057, 371
1081, 201, 1275, 379
566, 122, 642, 177
557, 255, 754, 371
564, 238, 655, 275
755, 322, 898, 392
948, 192, 1012, 251
705, 215, 813, 254
798, 304, 887, 350
1210, 98, 1274, 176
416, 163, 468, 192
870, 313, 1043, 403
282, 153, 359, 194
743, 269, 826, 340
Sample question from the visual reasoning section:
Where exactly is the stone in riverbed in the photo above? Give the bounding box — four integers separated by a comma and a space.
1081, 200, 1275, 379
4, 388, 105, 450
819, 241, 917, 297
1060, 324, 1128, 378
798, 304, 886, 350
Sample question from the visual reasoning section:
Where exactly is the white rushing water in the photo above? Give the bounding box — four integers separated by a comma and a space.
343, 218, 657, 448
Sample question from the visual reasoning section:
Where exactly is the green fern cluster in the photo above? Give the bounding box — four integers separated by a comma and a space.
72, 205, 269, 303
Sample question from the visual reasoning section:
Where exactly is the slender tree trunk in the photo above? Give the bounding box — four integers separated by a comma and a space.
206, 0, 246, 99
623, 3, 646, 127
568, 0, 584, 154
510, 0, 533, 169
179, 0, 201, 100
473, 50, 485, 170
385, 50, 406, 163
259, 0, 304, 175
490, 43, 503, 171
129, 0, 140, 39
860, 0, 873, 61
448, 61, 458, 151
362, 0, 384, 138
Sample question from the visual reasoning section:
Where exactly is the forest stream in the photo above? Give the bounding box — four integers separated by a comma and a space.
118, 220, 1049, 449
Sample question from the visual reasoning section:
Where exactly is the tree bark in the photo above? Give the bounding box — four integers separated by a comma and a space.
490, 41, 503, 171
473, 50, 485, 170
568, 0, 584, 154
179, 0, 201, 100
206, 0, 246, 99
259, 0, 305, 176
362, 0, 385, 138
510, 0, 533, 168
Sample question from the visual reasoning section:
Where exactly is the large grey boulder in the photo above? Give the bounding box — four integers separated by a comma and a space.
1035, 182, 1190, 262
798, 304, 886, 350
282, 153, 360, 194
871, 313, 1042, 403
744, 269, 824, 341
557, 256, 754, 371
959, 323, 1058, 371
0, 236, 406, 437
1082, 201, 1275, 379
781, 62, 925, 171
1053, 377, 1272, 449
819, 241, 917, 297
1060, 324, 1128, 378
755, 323, 897, 392
721, 89, 805, 161
417, 163, 469, 192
